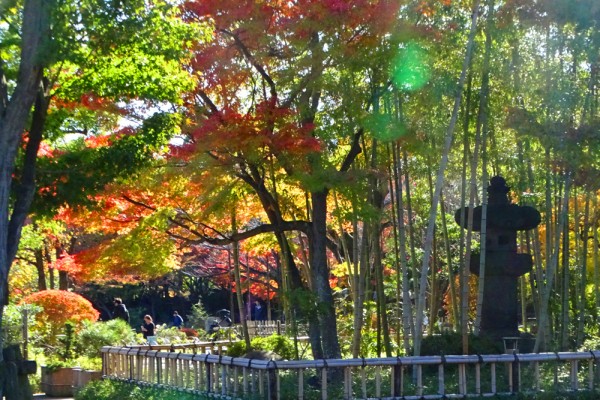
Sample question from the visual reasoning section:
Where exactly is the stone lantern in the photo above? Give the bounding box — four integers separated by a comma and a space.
455, 176, 541, 339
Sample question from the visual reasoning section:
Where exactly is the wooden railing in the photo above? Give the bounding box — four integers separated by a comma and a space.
101, 347, 600, 399
245, 320, 285, 337
236, 320, 308, 338
123, 340, 232, 355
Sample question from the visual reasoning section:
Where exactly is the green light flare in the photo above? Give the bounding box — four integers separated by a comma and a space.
392, 42, 430, 91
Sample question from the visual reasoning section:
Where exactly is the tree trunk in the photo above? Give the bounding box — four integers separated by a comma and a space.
594, 195, 599, 319
231, 211, 251, 350
576, 193, 590, 346
391, 143, 413, 354
473, 0, 494, 335
535, 170, 571, 352
0, 1, 50, 381
310, 190, 341, 359
351, 219, 368, 357
402, 150, 418, 334
560, 193, 569, 350
34, 249, 47, 291
440, 194, 458, 331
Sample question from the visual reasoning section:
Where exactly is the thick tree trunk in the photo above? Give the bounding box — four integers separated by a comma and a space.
0, 2, 50, 383
34, 249, 47, 291
240, 170, 324, 359
310, 190, 341, 359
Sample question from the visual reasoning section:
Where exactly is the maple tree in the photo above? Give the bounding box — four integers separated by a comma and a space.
20, 289, 99, 342
21, 289, 99, 326
167, 0, 409, 359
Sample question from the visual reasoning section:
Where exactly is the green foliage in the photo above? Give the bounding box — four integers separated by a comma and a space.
420, 333, 504, 356
285, 288, 319, 323
35, 112, 182, 215
392, 42, 431, 91
44, 358, 74, 374
101, 225, 178, 278
0, 304, 41, 346
75, 379, 209, 400
579, 335, 600, 352
252, 335, 296, 360
58, 321, 77, 361
131, 325, 188, 345
186, 301, 210, 330
226, 334, 296, 360
75, 319, 137, 358
51, 0, 204, 102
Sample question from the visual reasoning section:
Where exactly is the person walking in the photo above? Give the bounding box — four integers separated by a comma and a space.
112, 298, 130, 323
172, 311, 184, 329
141, 315, 157, 345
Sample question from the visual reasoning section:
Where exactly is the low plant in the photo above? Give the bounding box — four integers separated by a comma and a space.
186, 301, 210, 330
132, 325, 189, 345
75, 319, 136, 358
156, 325, 187, 344
420, 332, 504, 356
226, 334, 296, 359
75, 379, 209, 400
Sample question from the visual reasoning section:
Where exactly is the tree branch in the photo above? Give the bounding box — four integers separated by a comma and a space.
219, 28, 277, 101
339, 128, 364, 173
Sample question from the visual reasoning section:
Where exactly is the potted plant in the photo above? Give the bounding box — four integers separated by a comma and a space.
41, 359, 76, 397
71, 318, 136, 392
41, 322, 78, 397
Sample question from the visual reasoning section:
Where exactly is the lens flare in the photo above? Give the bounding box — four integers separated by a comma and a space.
392, 42, 430, 91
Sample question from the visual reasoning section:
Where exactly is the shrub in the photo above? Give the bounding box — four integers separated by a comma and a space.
75, 379, 208, 400
186, 301, 210, 330
155, 325, 188, 345
226, 334, 296, 360
21, 290, 99, 333
420, 332, 503, 356
20, 290, 99, 351
75, 319, 137, 358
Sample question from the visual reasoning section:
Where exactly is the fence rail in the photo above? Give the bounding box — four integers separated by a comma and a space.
123, 340, 233, 354
101, 346, 600, 399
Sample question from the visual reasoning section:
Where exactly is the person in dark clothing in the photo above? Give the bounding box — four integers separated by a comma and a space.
141, 315, 157, 345
172, 311, 184, 328
252, 300, 267, 321
112, 298, 130, 323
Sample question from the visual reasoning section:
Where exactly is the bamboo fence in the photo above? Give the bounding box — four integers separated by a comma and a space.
101, 346, 600, 399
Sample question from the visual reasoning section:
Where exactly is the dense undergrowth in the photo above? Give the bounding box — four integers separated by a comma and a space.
76, 379, 600, 400
75, 380, 209, 400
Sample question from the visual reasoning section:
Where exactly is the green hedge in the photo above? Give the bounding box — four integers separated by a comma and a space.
75, 380, 209, 400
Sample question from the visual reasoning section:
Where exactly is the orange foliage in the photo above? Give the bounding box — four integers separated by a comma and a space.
20, 289, 99, 328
